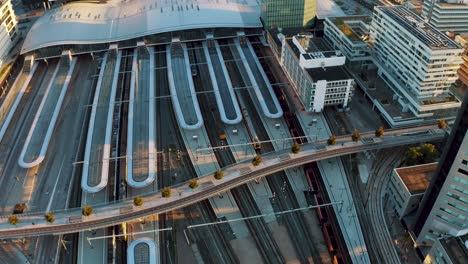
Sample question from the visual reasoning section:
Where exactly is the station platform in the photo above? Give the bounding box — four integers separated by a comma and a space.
178, 125, 249, 240
297, 112, 371, 263
224, 122, 276, 223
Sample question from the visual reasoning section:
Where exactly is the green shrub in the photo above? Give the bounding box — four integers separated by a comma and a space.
44, 212, 55, 223
82, 205, 93, 216
214, 170, 224, 180
161, 187, 172, 198
352, 130, 361, 142
8, 215, 18, 225
133, 196, 144, 207
188, 179, 199, 189
252, 155, 262, 166
375, 126, 384, 138
291, 143, 301, 154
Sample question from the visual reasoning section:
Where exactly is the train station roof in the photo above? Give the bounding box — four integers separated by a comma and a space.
21, 0, 262, 54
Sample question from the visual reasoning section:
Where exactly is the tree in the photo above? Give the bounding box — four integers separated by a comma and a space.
375, 126, 384, 138
291, 143, 301, 154
133, 196, 144, 207
82, 205, 93, 216
8, 215, 18, 225
438, 119, 447, 129
214, 170, 224, 180
352, 130, 361, 142
405, 147, 423, 166
252, 155, 262, 166
44, 212, 55, 223
188, 179, 199, 189
421, 143, 439, 163
405, 144, 439, 165
327, 135, 337, 145
161, 187, 172, 198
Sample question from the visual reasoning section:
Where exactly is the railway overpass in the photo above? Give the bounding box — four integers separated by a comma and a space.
0, 126, 445, 239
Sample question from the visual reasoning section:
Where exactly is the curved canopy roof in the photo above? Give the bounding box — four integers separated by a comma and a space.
21, 0, 262, 54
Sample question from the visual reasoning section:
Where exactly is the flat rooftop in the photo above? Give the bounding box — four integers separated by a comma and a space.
316, 0, 346, 19
376, 6, 461, 50
306, 66, 349, 82
439, 234, 468, 264
285, 36, 350, 82
326, 16, 371, 43
395, 163, 437, 195
286, 37, 341, 59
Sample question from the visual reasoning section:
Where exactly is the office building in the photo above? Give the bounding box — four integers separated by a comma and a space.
423, 0, 468, 34
261, 0, 317, 29
387, 163, 437, 219
413, 94, 468, 246
423, 234, 468, 263
324, 16, 372, 62
0, 0, 17, 67
370, 6, 463, 120
269, 32, 354, 112
455, 35, 468, 88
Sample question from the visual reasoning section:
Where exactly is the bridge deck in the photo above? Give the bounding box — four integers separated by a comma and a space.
0, 126, 444, 238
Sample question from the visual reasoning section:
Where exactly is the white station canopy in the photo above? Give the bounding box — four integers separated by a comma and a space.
21, 0, 263, 54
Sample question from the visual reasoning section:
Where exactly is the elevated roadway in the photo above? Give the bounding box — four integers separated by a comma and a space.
0, 126, 444, 238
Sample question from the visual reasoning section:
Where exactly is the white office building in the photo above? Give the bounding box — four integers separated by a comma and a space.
324, 16, 372, 62
271, 33, 354, 112
387, 163, 437, 220
370, 6, 463, 119
0, 0, 17, 67
423, 0, 468, 35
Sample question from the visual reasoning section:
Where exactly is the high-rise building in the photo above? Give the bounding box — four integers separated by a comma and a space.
369, 6, 463, 120
423, 0, 468, 34
261, 0, 317, 29
413, 94, 468, 246
0, 0, 17, 67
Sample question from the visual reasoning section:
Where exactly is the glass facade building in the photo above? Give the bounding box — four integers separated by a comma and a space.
414, 94, 468, 246
261, 0, 317, 29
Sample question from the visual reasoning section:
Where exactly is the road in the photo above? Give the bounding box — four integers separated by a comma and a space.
0, 125, 445, 239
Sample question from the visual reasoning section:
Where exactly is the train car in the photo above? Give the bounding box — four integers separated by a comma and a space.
322, 223, 337, 253
314, 195, 329, 223
236, 93, 261, 151
305, 168, 319, 194
333, 253, 345, 264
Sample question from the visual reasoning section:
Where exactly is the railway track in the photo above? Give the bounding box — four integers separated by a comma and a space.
191, 40, 284, 264
230, 55, 320, 263
156, 44, 237, 264
219, 38, 323, 263
112, 48, 134, 263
